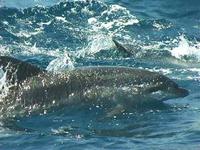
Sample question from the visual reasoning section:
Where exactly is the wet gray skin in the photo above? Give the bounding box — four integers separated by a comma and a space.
0, 56, 189, 117
11, 67, 189, 116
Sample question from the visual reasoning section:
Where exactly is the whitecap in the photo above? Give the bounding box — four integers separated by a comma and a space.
46, 52, 75, 73
171, 35, 200, 62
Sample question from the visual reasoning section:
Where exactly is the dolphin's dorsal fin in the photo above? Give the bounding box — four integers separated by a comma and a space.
0, 56, 45, 83
112, 38, 132, 57
113, 38, 145, 58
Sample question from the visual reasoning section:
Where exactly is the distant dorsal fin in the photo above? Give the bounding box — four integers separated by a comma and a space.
112, 38, 145, 58
0, 56, 45, 83
112, 38, 133, 57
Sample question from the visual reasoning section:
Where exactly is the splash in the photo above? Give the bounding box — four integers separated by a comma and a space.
0, 68, 11, 104
0, 67, 20, 119
46, 52, 75, 73
152, 20, 173, 31
11, 29, 43, 39
76, 34, 115, 57
0, 68, 7, 92
55, 16, 69, 23
171, 35, 200, 62
7, 42, 66, 58
78, 3, 139, 56
0, 45, 11, 56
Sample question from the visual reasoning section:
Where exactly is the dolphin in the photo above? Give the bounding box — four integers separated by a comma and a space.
0, 56, 188, 117
112, 38, 200, 68
112, 38, 172, 58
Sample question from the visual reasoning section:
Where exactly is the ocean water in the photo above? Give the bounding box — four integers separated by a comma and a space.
0, 0, 200, 149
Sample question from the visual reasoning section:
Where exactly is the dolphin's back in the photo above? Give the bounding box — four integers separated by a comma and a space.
67, 66, 175, 90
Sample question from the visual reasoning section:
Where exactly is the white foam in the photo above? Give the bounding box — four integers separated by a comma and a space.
152, 21, 172, 31
14, 29, 43, 38
4, 18, 43, 38
0, 68, 10, 101
81, 5, 94, 16
171, 35, 200, 61
37, 20, 52, 26
88, 4, 139, 31
88, 17, 97, 24
142, 41, 168, 51
25, 43, 41, 54
55, 16, 68, 23
0, 45, 11, 55
2, 21, 9, 25
79, 3, 139, 57
46, 52, 75, 73
6, 22, 43, 38
150, 68, 172, 75
77, 34, 114, 57
189, 68, 200, 72
16, 42, 64, 57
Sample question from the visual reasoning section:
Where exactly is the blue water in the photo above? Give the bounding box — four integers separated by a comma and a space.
0, 0, 200, 149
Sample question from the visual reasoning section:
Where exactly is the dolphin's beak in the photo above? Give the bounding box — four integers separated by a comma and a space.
173, 87, 189, 98
160, 87, 189, 101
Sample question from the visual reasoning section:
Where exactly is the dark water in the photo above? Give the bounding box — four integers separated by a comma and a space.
0, 0, 200, 149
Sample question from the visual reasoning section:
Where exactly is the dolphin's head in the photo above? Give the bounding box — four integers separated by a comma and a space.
162, 84, 189, 100
146, 75, 189, 101
149, 85, 189, 101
